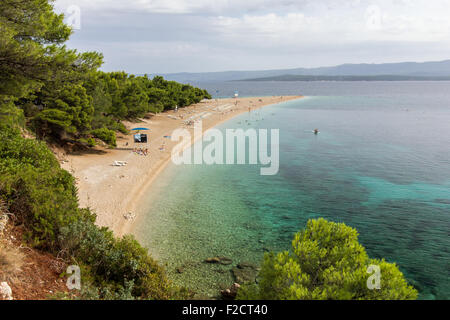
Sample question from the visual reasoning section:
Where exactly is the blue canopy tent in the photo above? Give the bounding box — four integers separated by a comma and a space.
131, 128, 150, 144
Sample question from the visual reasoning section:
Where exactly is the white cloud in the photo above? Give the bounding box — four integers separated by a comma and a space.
54, 0, 450, 38
54, 0, 450, 72
54, 0, 280, 14
208, 2, 450, 46
215, 13, 315, 35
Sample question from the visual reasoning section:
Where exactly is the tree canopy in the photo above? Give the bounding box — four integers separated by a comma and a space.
0, 0, 72, 99
237, 219, 418, 300
1, 0, 210, 146
0, 0, 208, 299
0, 0, 209, 299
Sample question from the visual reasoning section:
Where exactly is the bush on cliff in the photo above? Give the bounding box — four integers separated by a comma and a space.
91, 127, 117, 147
0, 122, 180, 299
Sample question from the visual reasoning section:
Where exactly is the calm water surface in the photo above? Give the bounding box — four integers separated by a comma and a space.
134, 82, 450, 299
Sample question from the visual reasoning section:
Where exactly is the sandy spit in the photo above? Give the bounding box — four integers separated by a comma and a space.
60, 96, 303, 236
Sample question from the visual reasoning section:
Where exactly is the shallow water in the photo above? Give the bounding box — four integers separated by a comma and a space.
134, 82, 450, 299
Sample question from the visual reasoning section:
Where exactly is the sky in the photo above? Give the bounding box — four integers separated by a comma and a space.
53, 0, 450, 74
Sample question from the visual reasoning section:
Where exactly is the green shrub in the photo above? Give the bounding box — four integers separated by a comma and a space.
0, 123, 182, 299
237, 219, 418, 300
0, 125, 91, 248
58, 220, 175, 299
115, 122, 129, 135
0, 124, 59, 170
78, 137, 96, 147
0, 101, 25, 128
0, 0, 204, 300
91, 127, 117, 147
87, 137, 96, 147
1, 167, 85, 247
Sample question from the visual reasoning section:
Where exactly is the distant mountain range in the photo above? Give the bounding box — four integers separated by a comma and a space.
241, 75, 450, 82
155, 60, 450, 82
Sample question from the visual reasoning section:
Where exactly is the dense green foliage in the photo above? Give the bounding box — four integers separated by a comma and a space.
0, 0, 203, 300
23, 70, 210, 145
80, 72, 210, 146
85, 72, 210, 120
1, 0, 210, 146
0, 0, 72, 100
0, 122, 183, 299
58, 220, 179, 299
91, 128, 116, 147
0, 124, 82, 247
237, 219, 418, 300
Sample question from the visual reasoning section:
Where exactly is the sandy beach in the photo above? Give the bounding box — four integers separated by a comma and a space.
60, 96, 302, 236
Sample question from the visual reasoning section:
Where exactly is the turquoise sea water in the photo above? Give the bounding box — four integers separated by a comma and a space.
134, 82, 450, 299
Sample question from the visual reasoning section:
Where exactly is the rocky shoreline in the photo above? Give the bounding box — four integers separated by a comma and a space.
174, 256, 261, 300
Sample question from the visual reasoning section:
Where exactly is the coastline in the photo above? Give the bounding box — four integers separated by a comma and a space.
60, 96, 303, 237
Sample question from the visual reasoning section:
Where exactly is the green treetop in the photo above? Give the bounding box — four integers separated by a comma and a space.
237, 219, 418, 300
0, 0, 72, 99
1, 0, 210, 146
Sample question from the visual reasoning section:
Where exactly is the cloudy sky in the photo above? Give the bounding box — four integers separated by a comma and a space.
54, 0, 450, 74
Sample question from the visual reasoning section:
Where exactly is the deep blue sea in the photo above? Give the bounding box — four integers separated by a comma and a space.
134, 81, 450, 299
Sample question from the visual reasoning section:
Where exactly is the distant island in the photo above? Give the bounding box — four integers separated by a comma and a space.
237, 75, 450, 82
157, 59, 450, 82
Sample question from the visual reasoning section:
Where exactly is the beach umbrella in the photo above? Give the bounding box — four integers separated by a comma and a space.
131, 127, 150, 131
